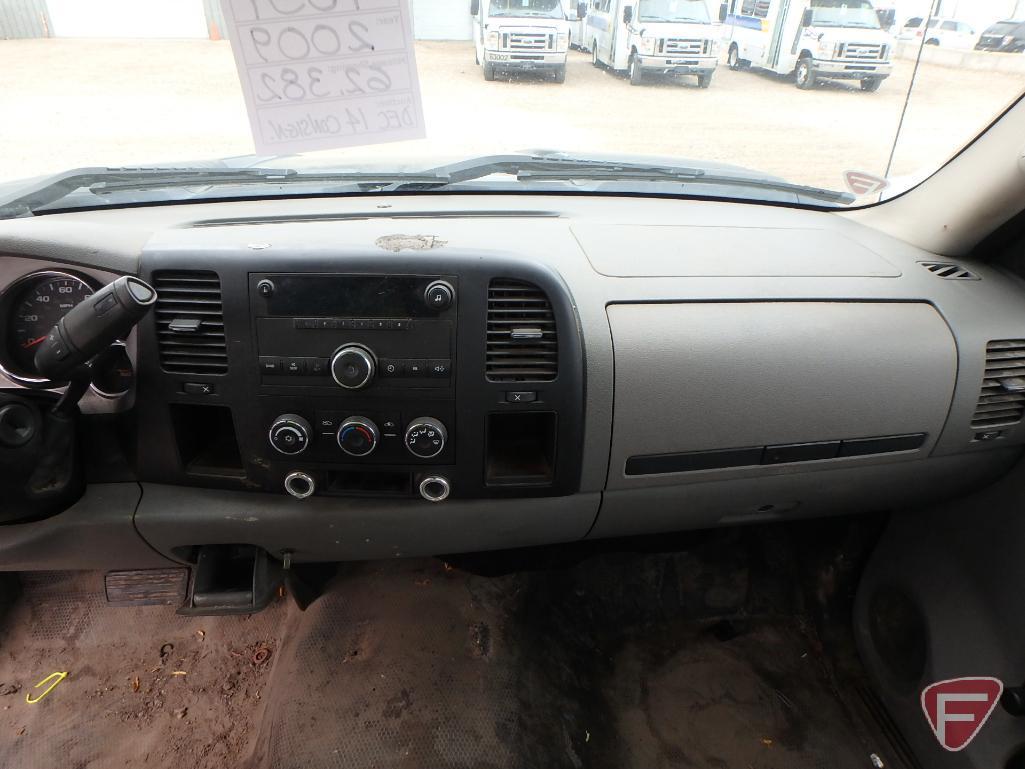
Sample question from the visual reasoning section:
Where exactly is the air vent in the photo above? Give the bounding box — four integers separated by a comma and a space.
153, 271, 227, 375
920, 262, 978, 280
972, 340, 1025, 429
486, 279, 558, 382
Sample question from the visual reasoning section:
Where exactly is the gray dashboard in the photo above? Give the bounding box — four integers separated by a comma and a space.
1, 193, 1023, 568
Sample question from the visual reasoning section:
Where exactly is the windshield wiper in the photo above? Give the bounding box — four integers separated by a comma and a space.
0, 166, 451, 217
415, 154, 856, 204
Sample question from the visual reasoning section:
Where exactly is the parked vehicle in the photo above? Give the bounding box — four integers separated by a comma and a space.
588, 0, 719, 87
569, 0, 591, 48
899, 17, 977, 48
976, 20, 1025, 53
722, 0, 895, 92
471, 0, 585, 83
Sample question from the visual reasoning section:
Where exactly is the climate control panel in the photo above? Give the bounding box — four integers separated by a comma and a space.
264, 405, 453, 465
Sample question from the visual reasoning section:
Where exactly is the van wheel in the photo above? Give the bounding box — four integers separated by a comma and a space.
697, 72, 713, 88
592, 42, 601, 67
727, 44, 742, 70
553, 65, 566, 84
860, 77, 882, 92
483, 62, 496, 81
629, 55, 644, 85
925, 38, 940, 45
795, 56, 816, 89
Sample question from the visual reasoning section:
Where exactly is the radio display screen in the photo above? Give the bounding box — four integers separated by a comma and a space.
257, 275, 446, 318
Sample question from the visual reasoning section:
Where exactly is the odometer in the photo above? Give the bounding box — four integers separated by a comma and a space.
4, 273, 94, 380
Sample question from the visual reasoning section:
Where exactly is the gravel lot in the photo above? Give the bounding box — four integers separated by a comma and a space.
1, 38, 1023, 191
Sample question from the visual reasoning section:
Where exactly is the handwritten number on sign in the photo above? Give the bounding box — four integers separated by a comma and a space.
311, 24, 341, 55
279, 26, 311, 59
250, 21, 374, 62
258, 72, 282, 101
348, 21, 374, 51
249, 0, 361, 20
344, 64, 392, 94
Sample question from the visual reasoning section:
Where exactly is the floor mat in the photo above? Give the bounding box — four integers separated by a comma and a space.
0, 541, 904, 769
0, 571, 291, 769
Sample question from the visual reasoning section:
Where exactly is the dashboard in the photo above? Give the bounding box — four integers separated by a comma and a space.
1, 193, 1024, 569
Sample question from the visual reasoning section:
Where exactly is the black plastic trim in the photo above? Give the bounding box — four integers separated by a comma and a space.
626, 434, 927, 476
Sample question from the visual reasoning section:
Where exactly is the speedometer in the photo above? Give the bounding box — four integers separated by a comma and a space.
3, 273, 94, 380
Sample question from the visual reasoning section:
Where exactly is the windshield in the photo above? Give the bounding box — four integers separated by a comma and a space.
638, 0, 710, 23
808, 0, 881, 29
487, 0, 565, 19
985, 21, 1023, 35
1, 2, 1024, 215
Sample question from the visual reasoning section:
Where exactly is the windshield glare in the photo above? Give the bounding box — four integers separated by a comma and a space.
488, 0, 564, 19
1, 2, 1024, 215
638, 0, 711, 23
809, 0, 881, 29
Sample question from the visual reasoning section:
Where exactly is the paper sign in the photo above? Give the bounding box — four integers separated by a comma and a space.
219, 0, 425, 154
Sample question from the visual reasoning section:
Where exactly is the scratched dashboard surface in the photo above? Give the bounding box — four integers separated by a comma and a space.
0, 533, 903, 769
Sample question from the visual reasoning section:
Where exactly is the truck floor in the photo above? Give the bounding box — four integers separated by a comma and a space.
0, 527, 910, 769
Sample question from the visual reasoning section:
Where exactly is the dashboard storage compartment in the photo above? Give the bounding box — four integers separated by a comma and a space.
169, 403, 244, 479
607, 302, 957, 490
486, 412, 557, 486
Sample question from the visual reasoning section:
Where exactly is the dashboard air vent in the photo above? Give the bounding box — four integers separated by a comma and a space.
486, 279, 558, 382
972, 340, 1025, 429
153, 271, 228, 375
921, 262, 978, 281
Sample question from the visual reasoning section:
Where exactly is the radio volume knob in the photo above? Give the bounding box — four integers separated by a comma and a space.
331, 345, 376, 390
269, 414, 311, 455
405, 418, 448, 459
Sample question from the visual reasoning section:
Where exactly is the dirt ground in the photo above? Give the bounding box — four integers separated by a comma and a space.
0, 38, 1023, 191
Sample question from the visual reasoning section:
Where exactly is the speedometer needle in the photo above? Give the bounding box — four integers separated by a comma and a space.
21, 336, 48, 349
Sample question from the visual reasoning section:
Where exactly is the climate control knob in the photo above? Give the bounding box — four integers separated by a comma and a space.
269, 414, 311, 455
405, 417, 447, 459
331, 345, 376, 390
337, 417, 379, 457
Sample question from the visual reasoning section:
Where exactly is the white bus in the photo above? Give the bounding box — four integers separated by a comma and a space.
587, 0, 720, 87
721, 0, 894, 92
471, 0, 586, 83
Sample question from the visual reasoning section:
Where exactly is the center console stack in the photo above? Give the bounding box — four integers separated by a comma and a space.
134, 249, 584, 504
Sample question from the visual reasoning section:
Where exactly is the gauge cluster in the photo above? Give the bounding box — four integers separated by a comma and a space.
0, 267, 136, 401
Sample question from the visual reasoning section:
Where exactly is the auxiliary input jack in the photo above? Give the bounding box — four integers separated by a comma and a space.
419, 476, 451, 503
285, 471, 316, 499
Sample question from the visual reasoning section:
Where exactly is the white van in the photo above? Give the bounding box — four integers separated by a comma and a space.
587, 0, 720, 86
471, 0, 586, 83
722, 0, 894, 92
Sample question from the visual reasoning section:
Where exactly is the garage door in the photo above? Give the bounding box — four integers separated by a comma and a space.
412, 0, 473, 40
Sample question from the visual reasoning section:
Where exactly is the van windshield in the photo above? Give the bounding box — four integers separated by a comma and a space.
488, 0, 565, 19
985, 21, 1023, 35
809, 0, 881, 29
638, 0, 711, 24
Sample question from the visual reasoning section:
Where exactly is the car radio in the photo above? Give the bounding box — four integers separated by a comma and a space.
248, 273, 458, 497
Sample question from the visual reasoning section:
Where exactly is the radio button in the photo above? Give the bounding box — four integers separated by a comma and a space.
407, 359, 427, 377
428, 359, 452, 377
283, 358, 305, 375
307, 358, 328, 376
259, 357, 281, 374
379, 359, 404, 377
424, 281, 454, 311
